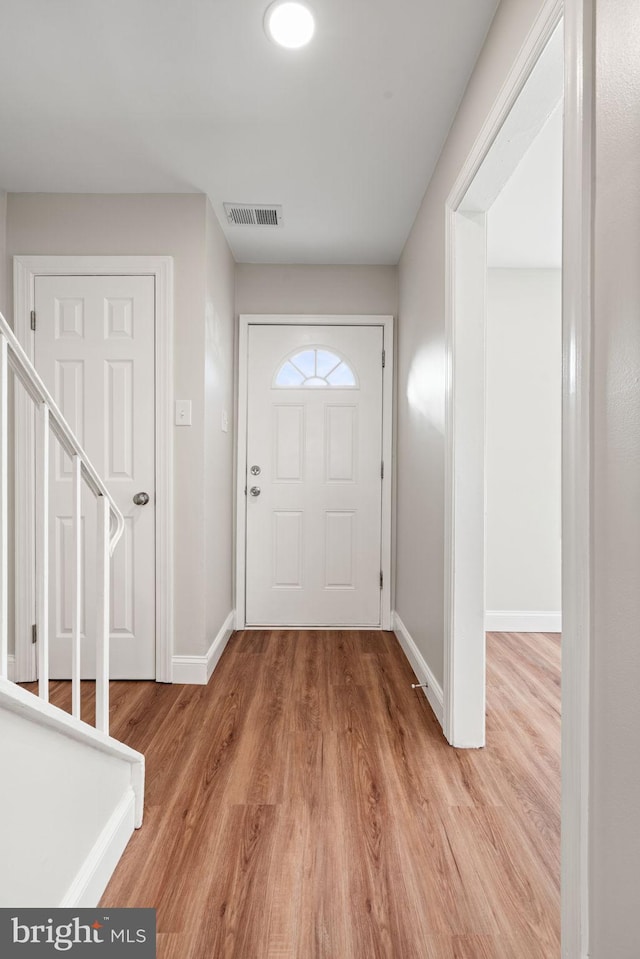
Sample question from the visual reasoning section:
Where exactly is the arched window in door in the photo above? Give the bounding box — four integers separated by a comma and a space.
274, 348, 358, 388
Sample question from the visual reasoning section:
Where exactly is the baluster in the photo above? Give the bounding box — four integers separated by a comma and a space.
95, 495, 110, 734
0, 334, 7, 680
71, 455, 82, 719
36, 402, 50, 702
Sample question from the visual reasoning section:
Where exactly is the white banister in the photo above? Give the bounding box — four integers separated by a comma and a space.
71, 455, 82, 721
0, 308, 123, 734
36, 402, 50, 703
95, 496, 110, 734
0, 311, 124, 551
0, 334, 7, 681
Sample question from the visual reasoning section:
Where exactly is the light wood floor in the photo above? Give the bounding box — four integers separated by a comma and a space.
38, 630, 561, 958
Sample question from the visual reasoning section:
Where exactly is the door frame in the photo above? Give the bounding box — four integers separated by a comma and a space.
444, 0, 564, 748
236, 313, 394, 630
443, 0, 593, 953
13, 255, 175, 683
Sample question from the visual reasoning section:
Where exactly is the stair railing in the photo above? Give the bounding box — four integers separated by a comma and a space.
0, 310, 124, 734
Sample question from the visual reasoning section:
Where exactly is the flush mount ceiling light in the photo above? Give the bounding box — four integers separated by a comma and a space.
264, 1, 315, 49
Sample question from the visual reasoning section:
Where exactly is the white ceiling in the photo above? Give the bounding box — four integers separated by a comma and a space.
0, 0, 499, 264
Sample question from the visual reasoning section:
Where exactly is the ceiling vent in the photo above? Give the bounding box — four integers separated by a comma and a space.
224, 203, 283, 227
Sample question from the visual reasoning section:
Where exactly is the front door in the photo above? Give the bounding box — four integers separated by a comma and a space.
34, 274, 156, 679
245, 324, 384, 626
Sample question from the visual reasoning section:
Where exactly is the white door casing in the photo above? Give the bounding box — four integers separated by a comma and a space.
237, 314, 394, 630
443, 4, 563, 749
443, 0, 595, 952
13, 255, 174, 684
34, 274, 156, 679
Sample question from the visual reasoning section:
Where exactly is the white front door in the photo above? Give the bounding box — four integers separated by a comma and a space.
34, 274, 156, 679
245, 324, 384, 626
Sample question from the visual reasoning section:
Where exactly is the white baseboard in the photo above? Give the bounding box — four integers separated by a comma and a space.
7, 654, 15, 682
172, 611, 235, 684
392, 612, 444, 729
205, 610, 235, 682
485, 610, 562, 632
60, 789, 136, 908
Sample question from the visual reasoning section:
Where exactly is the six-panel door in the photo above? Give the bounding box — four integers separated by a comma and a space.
246, 324, 384, 626
34, 274, 156, 679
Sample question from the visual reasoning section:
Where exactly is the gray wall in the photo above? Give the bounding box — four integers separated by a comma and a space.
0, 191, 6, 316
6, 193, 235, 659
235, 264, 398, 316
590, 0, 640, 953
396, 0, 549, 684
0, 191, 11, 659
204, 200, 236, 649
485, 268, 561, 616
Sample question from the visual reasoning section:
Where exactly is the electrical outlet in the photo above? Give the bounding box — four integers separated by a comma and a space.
221, 410, 229, 433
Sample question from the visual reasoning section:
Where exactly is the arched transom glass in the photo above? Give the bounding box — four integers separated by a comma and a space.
274, 348, 358, 388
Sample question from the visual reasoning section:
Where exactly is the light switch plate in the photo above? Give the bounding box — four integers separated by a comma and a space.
175, 400, 192, 426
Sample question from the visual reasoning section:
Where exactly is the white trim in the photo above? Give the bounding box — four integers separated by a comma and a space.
0, 674, 144, 768
7, 653, 15, 681
172, 610, 235, 685
12, 255, 175, 684
0, 334, 7, 683
241, 623, 384, 631
59, 789, 136, 908
444, 209, 488, 749
171, 656, 208, 685
485, 610, 562, 633
235, 315, 249, 631
448, 0, 564, 212
0, 674, 145, 828
392, 612, 444, 729
205, 611, 235, 681
561, 1, 592, 956
443, 0, 564, 749
13, 258, 35, 684
235, 314, 394, 630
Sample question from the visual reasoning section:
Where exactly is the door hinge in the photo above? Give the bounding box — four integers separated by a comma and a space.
30, 310, 36, 332
32, 623, 37, 645
380, 571, 383, 590
382, 349, 386, 368
381, 460, 384, 480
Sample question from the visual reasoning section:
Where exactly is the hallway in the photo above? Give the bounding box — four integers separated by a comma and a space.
40, 630, 560, 957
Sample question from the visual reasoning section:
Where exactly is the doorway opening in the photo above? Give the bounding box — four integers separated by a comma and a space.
443, 17, 563, 748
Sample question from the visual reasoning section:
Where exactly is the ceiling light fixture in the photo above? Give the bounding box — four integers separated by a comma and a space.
264, 1, 315, 49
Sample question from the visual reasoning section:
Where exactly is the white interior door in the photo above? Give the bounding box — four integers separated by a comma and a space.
34, 274, 156, 679
246, 324, 384, 626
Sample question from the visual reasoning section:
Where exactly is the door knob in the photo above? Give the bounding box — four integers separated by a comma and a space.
249, 486, 261, 497
133, 491, 150, 506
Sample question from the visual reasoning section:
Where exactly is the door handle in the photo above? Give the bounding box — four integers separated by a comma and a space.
249, 486, 261, 497
133, 491, 150, 506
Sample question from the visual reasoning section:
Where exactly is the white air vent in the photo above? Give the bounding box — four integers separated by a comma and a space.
224, 203, 283, 227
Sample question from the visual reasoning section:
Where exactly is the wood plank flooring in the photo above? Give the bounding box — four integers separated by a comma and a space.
33, 630, 561, 958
